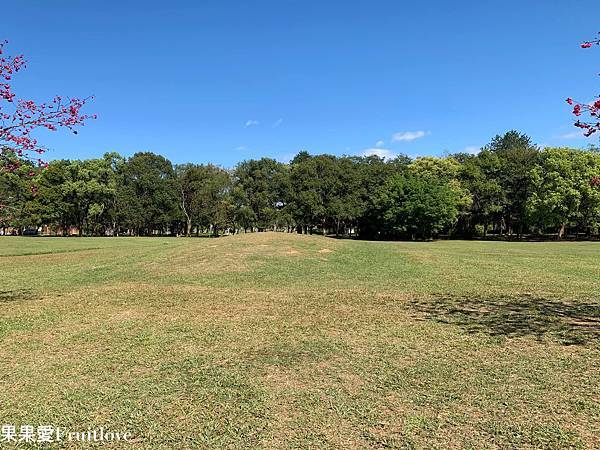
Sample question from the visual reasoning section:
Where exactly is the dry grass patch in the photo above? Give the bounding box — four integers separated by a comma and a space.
1, 234, 599, 448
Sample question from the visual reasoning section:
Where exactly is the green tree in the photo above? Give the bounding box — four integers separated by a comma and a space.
453, 150, 504, 236
357, 154, 408, 238
289, 153, 352, 235
233, 158, 290, 231
409, 156, 472, 234
327, 156, 366, 236
375, 173, 461, 239
527, 147, 600, 238
117, 152, 178, 235
0, 156, 39, 234
198, 165, 231, 236
177, 163, 205, 236
33, 159, 75, 234
34, 157, 117, 235
484, 130, 538, 237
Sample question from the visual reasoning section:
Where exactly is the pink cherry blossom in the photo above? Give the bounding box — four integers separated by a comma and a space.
0, 40, 95, 172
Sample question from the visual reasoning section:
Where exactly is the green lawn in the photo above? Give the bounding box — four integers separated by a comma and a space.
1, 233, 599, 448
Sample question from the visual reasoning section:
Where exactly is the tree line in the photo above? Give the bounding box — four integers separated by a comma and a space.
2, 131, 600, 239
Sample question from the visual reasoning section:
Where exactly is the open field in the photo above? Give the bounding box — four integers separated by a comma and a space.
1, 233, 599, 448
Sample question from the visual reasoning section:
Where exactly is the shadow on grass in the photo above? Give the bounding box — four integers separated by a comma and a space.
0, 289, 36, 303
410, 295, 600, 345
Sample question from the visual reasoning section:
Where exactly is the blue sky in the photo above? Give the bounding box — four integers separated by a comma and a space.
4, 1, 599, 166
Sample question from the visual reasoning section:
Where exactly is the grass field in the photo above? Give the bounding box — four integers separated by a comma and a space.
1, 233, 599, 449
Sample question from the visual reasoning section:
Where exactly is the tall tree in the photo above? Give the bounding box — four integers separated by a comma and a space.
117, 153, 178, 235
453, 150, 504, 236
408, 156, 472, 232
233, 158, 290, 231
177, 164, 232, 236
177, 163, 202, 236
33, 157, 117, 235
357, 154, 408, 238
374, 172, 461, 239
484, 131, 538, 237
289, 153, 340, 234
0, 155, 39, 234
328, 156, 365, 236
527, 147, 600, 238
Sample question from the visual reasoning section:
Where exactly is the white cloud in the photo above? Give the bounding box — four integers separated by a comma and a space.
392, 130, 429, 142
558, 131, 585, 139
273, 118, 283, 128
276, 152, 298, 164
244, 120, 259, 128
463, 146, 480, 154
375, 140, 385, 148
235, 145, 247, 151
361, 148, 397, 160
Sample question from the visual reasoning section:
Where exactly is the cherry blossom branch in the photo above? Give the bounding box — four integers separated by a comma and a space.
0, 40, 95, 171
565, 97, 600, 137
566, 33, 600, 137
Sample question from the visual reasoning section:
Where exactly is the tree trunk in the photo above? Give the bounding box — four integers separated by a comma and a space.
558, 223, 566, 240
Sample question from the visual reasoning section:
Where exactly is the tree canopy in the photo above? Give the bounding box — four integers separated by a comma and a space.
2, 131, 600, 240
